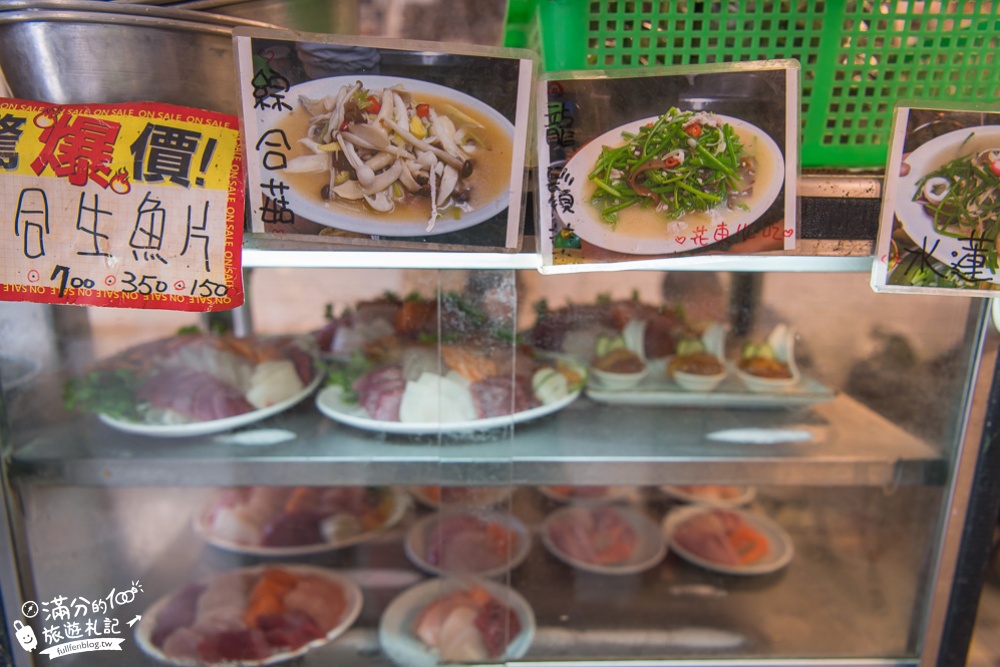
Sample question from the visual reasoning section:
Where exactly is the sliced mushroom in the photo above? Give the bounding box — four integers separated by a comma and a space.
362, 160, 403, 196
333, 179, 365, 200
381, 117, 468, 172
337, 134, 376, 187
397, 159, 422, 192
283, 153, 329, 174
364, 189, 394, 212
437, 164, 459, 206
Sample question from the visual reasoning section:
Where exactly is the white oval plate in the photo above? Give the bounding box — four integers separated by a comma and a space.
559, 114, 784, 255
98, 371, 323, 439
135, 564, 363, 667
272, 75, 514, 237
193, 487, 411, 557
659, 485, 757, 507
662, 505, 794, 576
378, 576, 535, 667
895, 125, 1000, 282
541, 505, 667, 575
404, 511, 531, 579
314, 369, 584, 436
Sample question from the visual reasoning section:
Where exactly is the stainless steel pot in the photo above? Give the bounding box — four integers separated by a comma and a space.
0, 1, 279, 114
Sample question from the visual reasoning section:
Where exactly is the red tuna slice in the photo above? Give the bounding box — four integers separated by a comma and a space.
256, 611, 324, 649
475, 598, 522, 658
137, 368, 253, 421
151, 582, 206, 648
353, 366, 406, 421
197, 628, 271, 662
469, 375, 539, 419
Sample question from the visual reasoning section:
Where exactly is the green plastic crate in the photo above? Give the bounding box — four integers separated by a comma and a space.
504, 0, 1000, 169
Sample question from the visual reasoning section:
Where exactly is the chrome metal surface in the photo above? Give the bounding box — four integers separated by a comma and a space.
0, 3, 276, 113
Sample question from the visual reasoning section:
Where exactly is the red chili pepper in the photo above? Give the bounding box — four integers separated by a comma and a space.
339, 120, 351, 132
366, 95, 381, 114
663, 156, 680, 168
685, 123, 703, 138
416, 104, 431, 118
990, 159, 1000, 177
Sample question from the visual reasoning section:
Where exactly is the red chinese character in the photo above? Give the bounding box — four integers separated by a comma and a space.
30, 112, 121, 188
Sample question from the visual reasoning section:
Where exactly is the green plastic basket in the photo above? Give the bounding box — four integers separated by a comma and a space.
504, 0, 1000, 169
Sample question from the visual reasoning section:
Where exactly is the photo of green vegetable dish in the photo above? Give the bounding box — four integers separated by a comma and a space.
912, 146, 1000, 269
587, 108, 757, 227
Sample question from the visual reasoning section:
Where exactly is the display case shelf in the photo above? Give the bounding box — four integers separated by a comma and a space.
9, 394, 942, 488
24, 484, 932, 666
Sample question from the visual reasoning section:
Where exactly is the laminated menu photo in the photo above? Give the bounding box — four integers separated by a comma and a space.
233, 29, 535, 252
537, 61, 799, 272
872, 102, 1000, 295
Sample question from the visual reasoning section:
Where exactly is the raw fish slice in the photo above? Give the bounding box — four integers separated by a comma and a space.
282, 575, 347, 632
257, 610, 324, 649
197, 627, 271, 662
438, 606, 489, 662
245, 360, 305, 409
469, 374, 539, 418
354, 366, 406, 421
412, 591, 479, 648
194, 571, 249, 627
474, 598, 522, 659
160, 626, 204, 659
398, 372, 477, 423
672, 512, 741, 565
437, 531, 507, 573
151, 582, 206, 647
209, 506, 262, 545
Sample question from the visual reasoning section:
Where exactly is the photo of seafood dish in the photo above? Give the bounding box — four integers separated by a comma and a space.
405, 511, 531, 578
379, 577, 534, 667
195, 486, 410, 556
541, 505, 667, 575
275, 76, 514, 237
557, 108, 784, 255
136, 565, 362, 666
663, 506, 794, 575
893, 125, 1000, 283
315, 292, 587, 434
64, 332, 320, 438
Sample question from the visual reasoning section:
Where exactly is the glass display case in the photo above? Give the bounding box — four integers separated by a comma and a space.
2, 2, 1000, 666
0, 242, 998, 666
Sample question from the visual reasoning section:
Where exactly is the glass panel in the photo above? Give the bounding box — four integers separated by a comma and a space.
0, 268, 988, 666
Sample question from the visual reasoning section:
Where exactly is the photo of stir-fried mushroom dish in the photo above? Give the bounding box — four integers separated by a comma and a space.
278, 77, 514, 235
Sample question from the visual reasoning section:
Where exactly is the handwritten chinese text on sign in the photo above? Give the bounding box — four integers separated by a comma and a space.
0, 99, 245, 311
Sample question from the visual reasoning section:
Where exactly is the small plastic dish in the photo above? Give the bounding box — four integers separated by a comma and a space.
735, 366, 800, 393
404, 511, 531, 579
378, 576, 535, 667
671, 366, 727, 392
662, 505, 794, 576
541, 505, 667, 575
590, 365, 649, 391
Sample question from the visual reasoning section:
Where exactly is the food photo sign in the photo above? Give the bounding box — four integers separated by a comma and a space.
872, 102, 1000, 295
538, 61, 799, 272
0, 99, 244, 311
234, 29, 535, 252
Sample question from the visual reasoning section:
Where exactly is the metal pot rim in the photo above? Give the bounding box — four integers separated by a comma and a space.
0, 0, 278, 29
